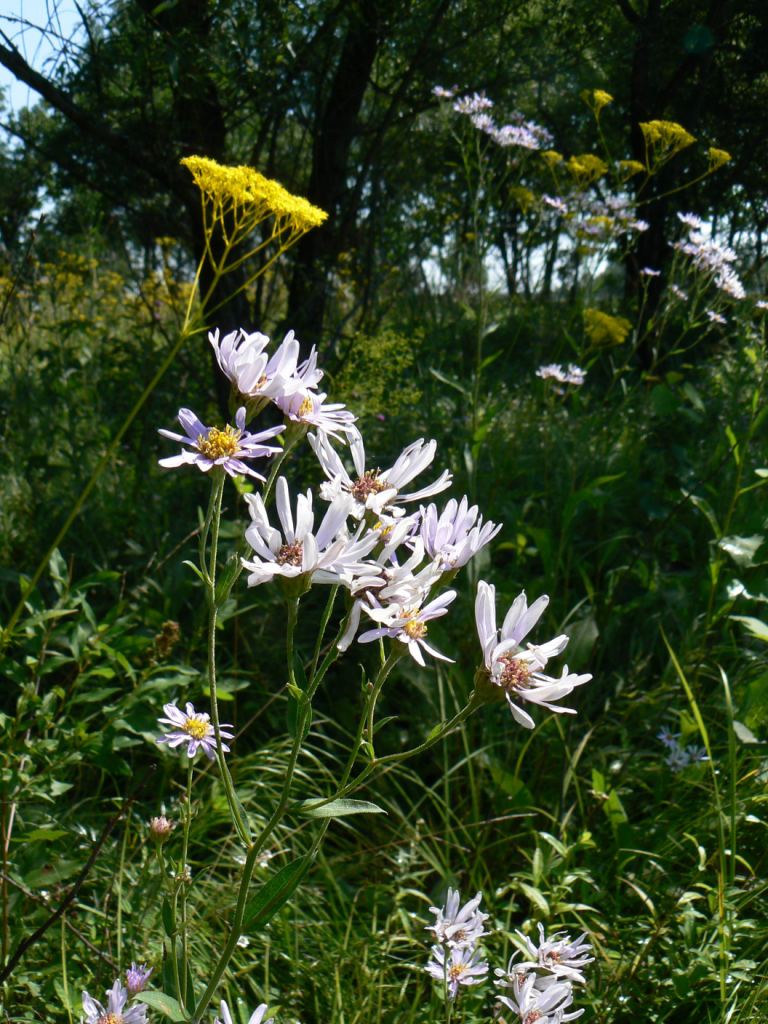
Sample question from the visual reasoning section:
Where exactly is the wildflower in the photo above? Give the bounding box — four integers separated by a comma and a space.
158, 407, 283, 479
149, 815, 174, 841
707, 146, 731, 170
427, 888, 489, 949
433, 85, 455, 99
656, 727, 679, 749
617, 158, 646, 180
82, 980, 147, 1024
453, 92, 494, 115
209, 328, 317, 405
640, 267, 661, 277
516, 924, 594, 984
583, 308, 632, 346
497, 973, 584, 1022
640, 120, 695, 166
242, 477, 377, 587
541, 150, 563, 168
156, 702, 234, 760
536, 364, 585, 387
425, 943, 488, 999
581, 88, 613, 114
670, 284, 688, 301
706, 310, 727, 325
310, 430, 452, 520
492, 120, 552, 150
755, 300, 768, 311
418, 497, 501, 571
474, 581, 591, 728
358, 590, 457, 666
125, 963, 152, 995
215, 1000, 272, 1024
542, 194, 568, 215
276, 388, 357, 442
181, 155, 326, 234
566, 154, 608, 187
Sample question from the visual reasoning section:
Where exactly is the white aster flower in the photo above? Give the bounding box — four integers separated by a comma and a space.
706, 310, 727, 325
516, 923, 594, 984
498, 974, 584, 1022
427, 888, 489, 949
215, 1000, 272, 1024
242, 477, 376, 587
310, 430, 452, 519
425, 943, 488, 999
209, 327, 317, 404
358, 589, 456, 666
453, 91, 494, 114
475, 581, 591, 728
157, 702, 233, 760
418, 497, 501, 570
277, 388, 357, 441
82, 980, 148, 1024
158, 407, 283, 479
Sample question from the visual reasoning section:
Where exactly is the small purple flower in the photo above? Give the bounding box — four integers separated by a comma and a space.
425, 943, 488, 999
157, 702, 234, 760
358, 590, 456, 666
125, 962, 152, 995
158, 407, 283, 479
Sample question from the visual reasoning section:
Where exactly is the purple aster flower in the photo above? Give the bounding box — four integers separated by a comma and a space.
358, 590, 456, 666
158, 407, 283, 479
156, 702, 234, 760
418, 497, 501, 571
427, 888, 489, 949
125, 963, 152, 995
82, 980, 147, 1023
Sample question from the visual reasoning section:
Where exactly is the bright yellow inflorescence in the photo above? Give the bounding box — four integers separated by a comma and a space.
639, 120, 696, 167
617, 159, 646, 181
540, 149, 563, 168
196, 425, 240, 460
566, 153, 608, 187
584, 308, 632, 347
581, 88, 614, 115
707, 146, 732, 170
403, 614, 427, 640
182, 716, 210, 741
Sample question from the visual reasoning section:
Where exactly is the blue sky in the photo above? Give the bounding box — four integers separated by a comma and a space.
1, 0, 84, 112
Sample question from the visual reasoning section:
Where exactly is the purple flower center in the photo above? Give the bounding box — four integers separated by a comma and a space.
276, 541, 303, 566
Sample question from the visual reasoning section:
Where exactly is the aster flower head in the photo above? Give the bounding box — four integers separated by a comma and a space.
209, 327, 314, 404
358, 589, 456, 666
418, 497, 501, 571
125, 963, 152, 995
156, 702, 234, 760
310, 430, 452, 520
427, 887, 489, 949
517, 923, 594, 984
242, 476, 377, 588
276, 388, 357, 442
158, 407, 283, 479
497, 973, 584, 1023
425, 943, 489, 999
149, 815, 173, 841
474, 581, 591, 728
82, 980, 148, 1024
215, 1000, 272, 1024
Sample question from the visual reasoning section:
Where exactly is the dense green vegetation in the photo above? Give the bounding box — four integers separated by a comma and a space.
1, 2, 767, 1022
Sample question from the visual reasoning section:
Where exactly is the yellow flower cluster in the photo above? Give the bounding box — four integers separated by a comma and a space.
581, 89, 614, 115
509, 186, 536, 212
639, 120, 695, 167
181, 155, 327, 236
584, 308, 632, 347
617, 159, 645, 181
541, 150, 563, 168
566, 153, 608, 187
707, 147, 732, 170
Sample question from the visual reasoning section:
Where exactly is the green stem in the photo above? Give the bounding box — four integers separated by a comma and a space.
179, 759, 193, 1006
206, 472, 251, 846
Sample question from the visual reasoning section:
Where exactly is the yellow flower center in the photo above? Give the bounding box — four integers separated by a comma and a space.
183, 716, 210, 741
403, 615, 427, 640
97, 1015, 123, 1024
297, 396, 314, 418
498, 655, 531, 691
448, 963, 467, 982
196, 425, 240, 459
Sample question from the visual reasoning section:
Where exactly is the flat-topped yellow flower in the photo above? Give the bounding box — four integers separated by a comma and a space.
566, 153, 608, 187
707, 147, 731, 170
617, 159, 646, 181
639, 120, 695, 168
584, 307, 632, 347
181, 155, 327, 235
581, 88, 614, 115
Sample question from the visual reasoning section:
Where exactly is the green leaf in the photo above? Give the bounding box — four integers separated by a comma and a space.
134, 991, 187, 1021
161, 897, 174, 938
294, 798, 387, 819
243, 856, 310, 930
22, 828, 69, 843
684, 492, 720, 537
